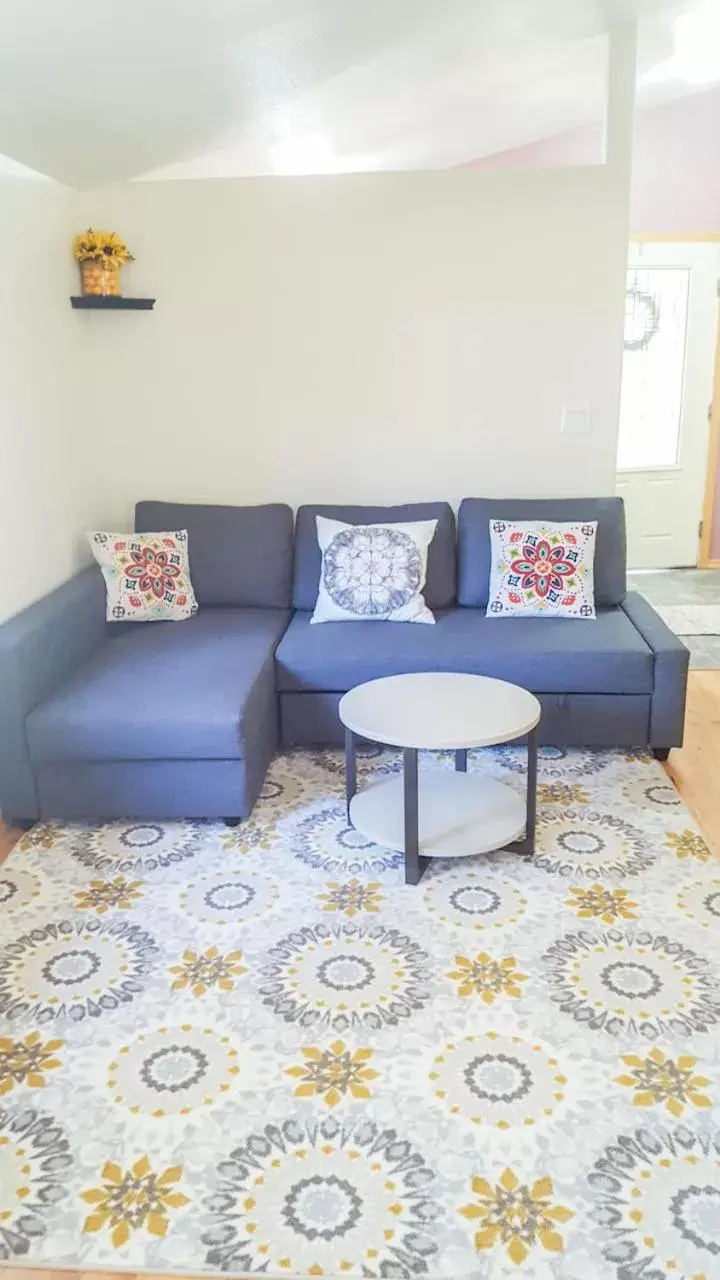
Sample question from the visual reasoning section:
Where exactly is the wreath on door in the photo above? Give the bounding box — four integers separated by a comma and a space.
624, 286, 660, 351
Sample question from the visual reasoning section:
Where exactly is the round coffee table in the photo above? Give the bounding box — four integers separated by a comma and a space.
339, 672, 541, 885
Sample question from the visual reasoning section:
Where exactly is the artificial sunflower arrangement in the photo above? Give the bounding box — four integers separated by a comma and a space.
72, 227, 134, 297
72, 227, 134, 266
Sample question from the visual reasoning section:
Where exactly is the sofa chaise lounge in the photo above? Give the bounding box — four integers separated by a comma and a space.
0, 496, 689, 824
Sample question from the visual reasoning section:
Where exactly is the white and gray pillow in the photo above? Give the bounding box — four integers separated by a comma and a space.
311, 516, 437, 624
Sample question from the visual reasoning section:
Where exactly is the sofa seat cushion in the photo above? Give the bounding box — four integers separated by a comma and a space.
27, 609, 290, 763
275, 608, 653, 696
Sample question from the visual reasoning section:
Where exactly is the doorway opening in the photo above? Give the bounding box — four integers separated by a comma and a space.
616, 240, 720, 570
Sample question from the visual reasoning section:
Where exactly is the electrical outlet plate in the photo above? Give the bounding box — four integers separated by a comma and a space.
561, 403, 592, 434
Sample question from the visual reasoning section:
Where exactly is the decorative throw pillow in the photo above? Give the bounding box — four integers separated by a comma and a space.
487, 519, 597, 619
88, 530, 198, 622
311, 516, 437, 624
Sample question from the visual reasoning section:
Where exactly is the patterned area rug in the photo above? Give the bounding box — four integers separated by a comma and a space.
1, 746, 720, 1279
653, 604, 720, 636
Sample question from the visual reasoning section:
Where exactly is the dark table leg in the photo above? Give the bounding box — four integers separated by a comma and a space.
404, 747, 429, 885
345, 727, 357, 821
506, 725, 538, 856
455, 749, 467, 772
525, 725, 538, 855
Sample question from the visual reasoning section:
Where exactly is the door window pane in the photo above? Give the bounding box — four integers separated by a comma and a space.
617, 267, 690, 469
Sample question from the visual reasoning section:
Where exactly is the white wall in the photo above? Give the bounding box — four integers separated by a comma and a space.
78, 165, 632, 527
0, 30, 635, 616
0, 181, 100, 621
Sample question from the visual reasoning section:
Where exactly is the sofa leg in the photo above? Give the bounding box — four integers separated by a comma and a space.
653, 748, 671, 762
223, 817, 242, 828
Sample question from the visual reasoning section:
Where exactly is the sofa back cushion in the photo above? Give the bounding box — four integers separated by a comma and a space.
457, 496, 626, 608
135, 501, 294, 608
293, 503, 456, 611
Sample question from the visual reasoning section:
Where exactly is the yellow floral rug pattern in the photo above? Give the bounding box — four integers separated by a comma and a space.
0, 745, 719, 1278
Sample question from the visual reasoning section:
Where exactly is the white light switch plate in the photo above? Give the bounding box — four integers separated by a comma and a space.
561, 403, 592, 434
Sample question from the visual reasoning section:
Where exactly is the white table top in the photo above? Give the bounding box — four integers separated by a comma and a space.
339, 672, 541, 750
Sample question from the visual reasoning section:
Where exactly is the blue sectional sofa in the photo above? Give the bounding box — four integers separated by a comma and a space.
0, 496, 689, 824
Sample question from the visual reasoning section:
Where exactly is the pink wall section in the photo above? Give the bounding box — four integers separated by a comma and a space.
632, 90, 720, 235
463, 87, 720, 235
459, 124, 603, 172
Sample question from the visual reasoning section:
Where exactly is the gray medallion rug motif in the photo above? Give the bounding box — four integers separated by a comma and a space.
1, 745, 719, 1279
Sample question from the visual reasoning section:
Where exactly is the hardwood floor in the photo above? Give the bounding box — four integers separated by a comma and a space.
665, 669, 720, 853
0, 670, 718, 1280
0, 816, 21, 863
2, 1273, 204, 1280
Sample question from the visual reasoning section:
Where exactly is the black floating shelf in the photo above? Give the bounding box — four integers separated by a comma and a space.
70, 295, 155, 310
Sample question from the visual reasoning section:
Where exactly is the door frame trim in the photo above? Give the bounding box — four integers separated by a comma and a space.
698, 300, 720, 568
630, 232, 720, 243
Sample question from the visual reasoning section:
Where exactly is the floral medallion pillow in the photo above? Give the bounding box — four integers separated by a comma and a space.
88, 530, 198, 622
311, 516, 437, 624
487, 520, 597, 619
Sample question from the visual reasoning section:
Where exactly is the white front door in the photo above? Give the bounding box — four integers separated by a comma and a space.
616, 241, 720, 569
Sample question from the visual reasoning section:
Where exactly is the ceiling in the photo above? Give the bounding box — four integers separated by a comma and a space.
0, 0, 710, 186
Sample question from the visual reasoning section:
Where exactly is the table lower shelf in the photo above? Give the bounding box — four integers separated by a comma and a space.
349, 771, 526, 859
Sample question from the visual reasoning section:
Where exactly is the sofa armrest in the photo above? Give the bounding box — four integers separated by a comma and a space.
621, 590, 689, 748
0, 567, 106, 819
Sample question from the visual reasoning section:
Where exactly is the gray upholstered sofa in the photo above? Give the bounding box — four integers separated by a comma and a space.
0, 502, 294, 824
0, 496, 688, 824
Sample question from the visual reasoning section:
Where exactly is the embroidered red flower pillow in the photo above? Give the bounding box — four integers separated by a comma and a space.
487, 520, 597, 619
88, 530, 198, 621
